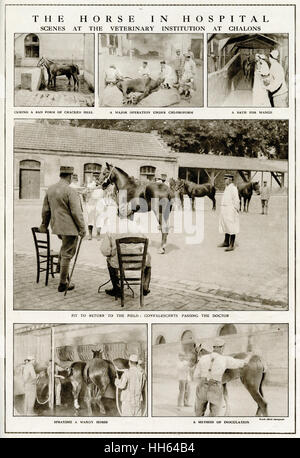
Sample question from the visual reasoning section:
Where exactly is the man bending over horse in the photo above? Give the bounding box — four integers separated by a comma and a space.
100, 214, 151, 298
194, 338, 251, 417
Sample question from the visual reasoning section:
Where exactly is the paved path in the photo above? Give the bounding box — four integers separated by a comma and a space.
13, 194, 288, 311
13, 252, 285, 311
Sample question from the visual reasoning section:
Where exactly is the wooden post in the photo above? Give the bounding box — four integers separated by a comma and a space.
49, 327, 55, 411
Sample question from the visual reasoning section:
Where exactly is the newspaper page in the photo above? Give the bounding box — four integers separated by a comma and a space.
0, 0, 298, 441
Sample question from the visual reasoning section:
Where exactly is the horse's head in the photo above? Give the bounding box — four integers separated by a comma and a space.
252, 181, 260, 195
174, 179, 185, 193
37, 57, 46, 68
92, 349, 103, 359
100, 163, 116, 190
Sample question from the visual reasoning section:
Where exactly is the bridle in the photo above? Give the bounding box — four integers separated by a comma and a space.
102, 166, 116, 189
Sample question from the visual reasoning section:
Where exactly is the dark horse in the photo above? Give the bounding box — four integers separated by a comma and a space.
171, 179, 216, 211
100, 163, 174, 254
37, 57, 80, 91
117, 76, 165, 105
238, 181, 260, 212
195, 346, 268, 416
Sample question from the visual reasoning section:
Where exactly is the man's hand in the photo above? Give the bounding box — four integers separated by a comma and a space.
79, 229, 86, 238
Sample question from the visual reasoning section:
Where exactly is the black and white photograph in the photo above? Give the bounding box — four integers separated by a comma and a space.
207, 33, 288, 107
13, 324, 147, 417
14, 119, 288, 311
152, 324, 288, 417
14, 33, 95, 106
99, 33, 203, 106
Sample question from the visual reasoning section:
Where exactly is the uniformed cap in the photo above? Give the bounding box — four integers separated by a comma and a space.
138, 359, 144, 365
72, 174, 78, 179
224, 173, 234, 179
199, 342, 213, 353
129, 354, 138, 363
26, 355, 35, 361
270, 49, 279, 60
143, 61, 148, 64
213, 338, 225, 348
60, 166, 74, 174
160, 60, 166, 64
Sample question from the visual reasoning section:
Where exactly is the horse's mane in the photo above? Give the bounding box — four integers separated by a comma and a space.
114, 166, 137, 186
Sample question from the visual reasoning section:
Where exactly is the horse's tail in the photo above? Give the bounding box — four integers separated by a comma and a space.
89, 369, 110, 396
259, 370, 266, 396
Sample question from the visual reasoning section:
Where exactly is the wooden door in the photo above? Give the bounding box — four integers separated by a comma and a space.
19, 169, 40, 199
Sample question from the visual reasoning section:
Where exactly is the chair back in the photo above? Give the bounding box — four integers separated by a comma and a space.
116, 237, 148, 283
31, 227, 50, 259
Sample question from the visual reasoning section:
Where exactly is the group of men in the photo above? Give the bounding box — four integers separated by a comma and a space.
20, 353, 146, 417
105, 49, 197, 97
177, 337, 251, 416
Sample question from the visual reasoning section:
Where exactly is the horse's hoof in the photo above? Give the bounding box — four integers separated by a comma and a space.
157, 247, 165, 254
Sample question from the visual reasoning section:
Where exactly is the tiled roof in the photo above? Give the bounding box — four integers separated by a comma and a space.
177, 152, 288, 173
14, 122, 175, 159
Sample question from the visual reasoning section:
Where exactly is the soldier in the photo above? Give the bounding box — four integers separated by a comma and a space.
218, 173, 240, 251
194, 338, 250, 417
173, 49, 185, 84
260, 181, 271, 215
22, 356, 37, 415
115, 354, 146, 416
266, 49, 288, 107
39, 166, 86, 292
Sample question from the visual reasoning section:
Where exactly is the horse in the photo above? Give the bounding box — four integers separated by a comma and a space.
100, 163, 175, 254
172, 179, 216, 211
116, 76, 165, 105
37, 57, 80, 91
195, 347, 268, 416
238, 181, 260, 212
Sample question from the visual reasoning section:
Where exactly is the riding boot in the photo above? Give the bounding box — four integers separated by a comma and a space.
96, 228, 101, 241
218, 233, 230, 248
143, 266, 151, 296
88, 225, 93, 240
225, 235, 236, 252
106, 264, 121, 296
58, 258, 75, 292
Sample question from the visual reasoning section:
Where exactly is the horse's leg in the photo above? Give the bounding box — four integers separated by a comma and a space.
209, 193, 216, 211
96, 394, 106, 415
85, 384, 93, 416
239, 197, 242, 212
71, 380, 81, 411
192, 196, 195, 212
241, 369, 268, 417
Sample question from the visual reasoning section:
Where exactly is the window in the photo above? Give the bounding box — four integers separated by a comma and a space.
155, 335, 166, 345
218, 324, 237, 336
84, 163, 102, 184
24, 34, 39, 58
140, 165, 156, 181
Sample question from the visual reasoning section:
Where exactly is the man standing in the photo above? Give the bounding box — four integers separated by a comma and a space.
266, 49, 288, 107
39, 166, 86, 292
218, 173, 240, 252
260, 181, 271, 215
115, 354, 146, 416
194, 338, 250, 417
47, 360, 65, 407
173, 49, 185, 84
22, 356, 37, 415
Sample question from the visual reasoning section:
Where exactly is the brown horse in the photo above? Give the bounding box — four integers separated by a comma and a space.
195, 347, 268, 416
100, 163, 174, 254
238, 181, 260, 212
171, 179, 216, 211
37, 57, 80, 91
117, 76, 165, 105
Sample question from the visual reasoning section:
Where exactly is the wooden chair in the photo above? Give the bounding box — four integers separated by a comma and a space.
116, 237, 149, 308
31, 227, 59, 286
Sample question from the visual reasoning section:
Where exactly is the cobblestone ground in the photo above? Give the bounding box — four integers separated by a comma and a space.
14, 253, 285, 311
15, 77, 94, 107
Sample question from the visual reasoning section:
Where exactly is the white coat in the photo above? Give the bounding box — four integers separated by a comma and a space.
219, 183, 240, 235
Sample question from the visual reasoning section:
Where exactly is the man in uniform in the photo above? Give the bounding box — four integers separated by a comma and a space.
115, 354, 146, 416
194, 338, 250, 416
260, 180, 271, 215
173, 49, 185, 84
47, 360, 65, 407
266, 49, 288, 107
39, 166, 86, 292
218, 173, 240, 251
22, 356, 37, 415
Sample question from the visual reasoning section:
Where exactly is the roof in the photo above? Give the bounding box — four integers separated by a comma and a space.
14, 122, 176, 161
176, 153, 288, 173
